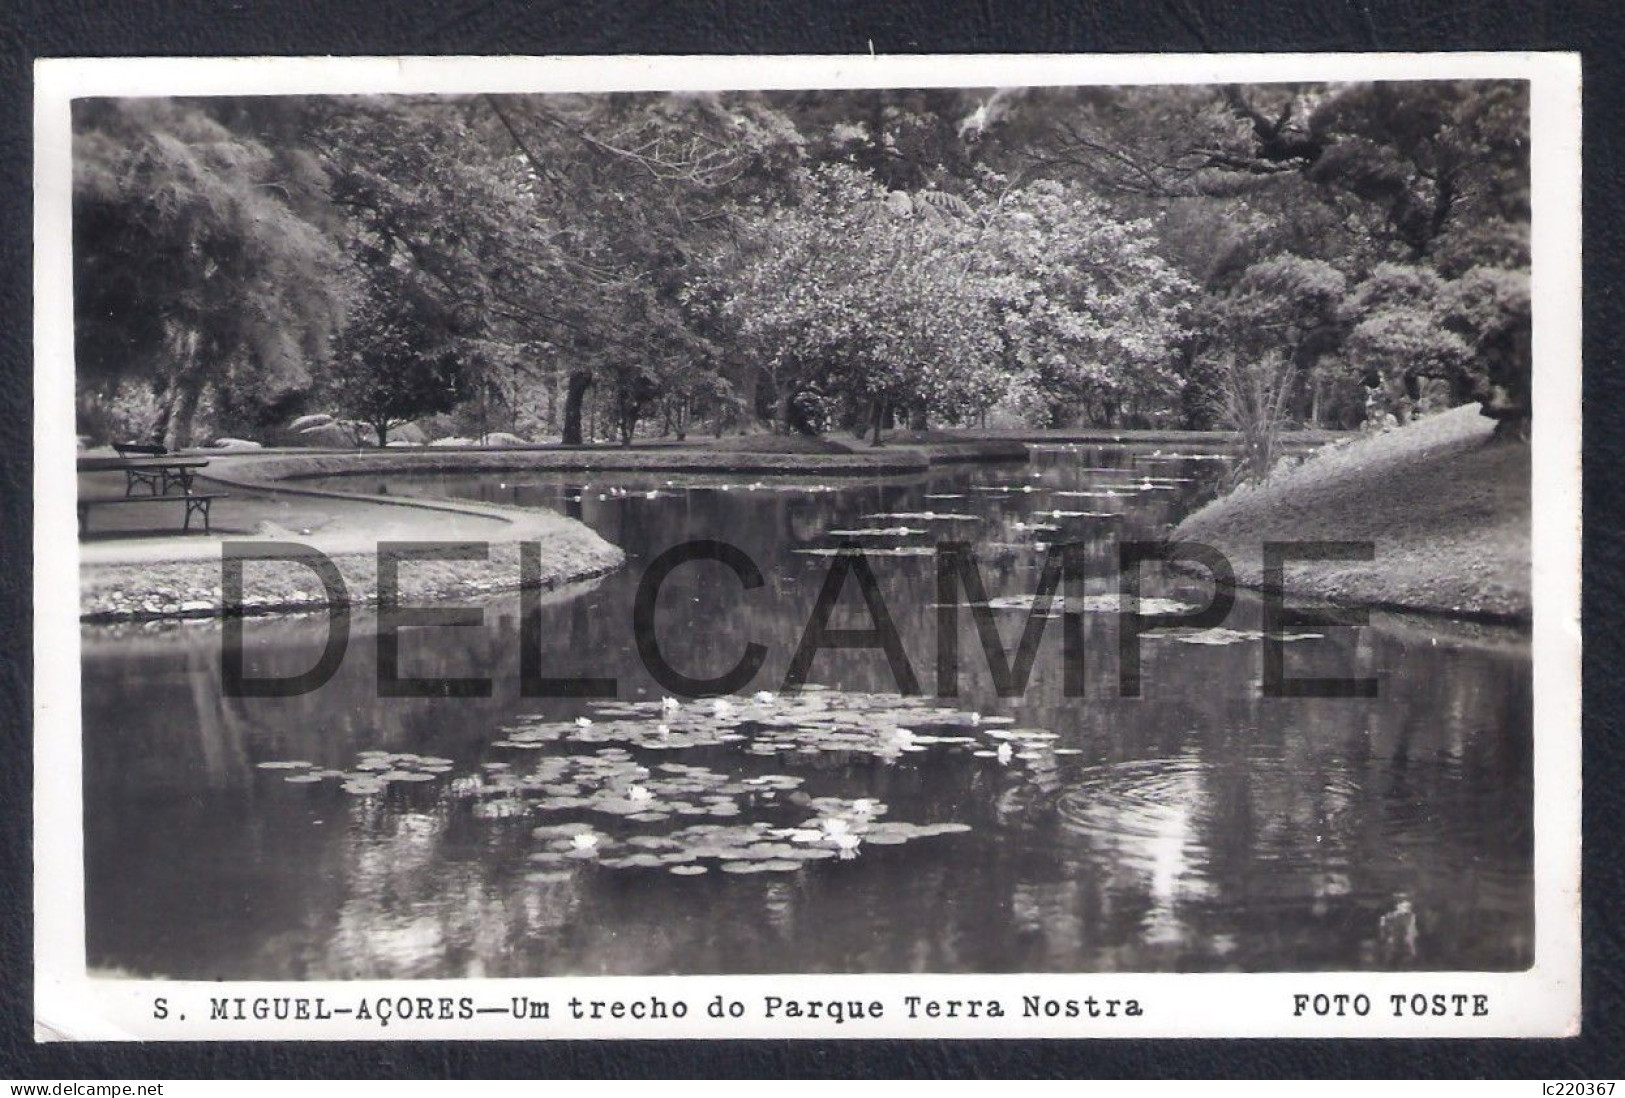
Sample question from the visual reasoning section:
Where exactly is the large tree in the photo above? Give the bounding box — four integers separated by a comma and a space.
74, 99, 349, 447
324, 265, 466, 447
481, 91, 806, 444
971, 81, 1532, 430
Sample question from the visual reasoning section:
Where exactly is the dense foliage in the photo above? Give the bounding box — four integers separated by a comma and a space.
72, 82, 1530, 449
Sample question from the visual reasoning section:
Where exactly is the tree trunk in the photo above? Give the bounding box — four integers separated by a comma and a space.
774, 388, 794, 435
562, 370, 592, 445
909, 405, 928, 431
157, 328, 204, 449
376, 422, 389, 448
869, 399, 886, 447
160, 373, 206, 450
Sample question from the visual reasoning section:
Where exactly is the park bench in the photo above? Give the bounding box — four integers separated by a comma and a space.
78, 450, 226, 535
77, 492, 227, 535
112, 441, 168, 458
107, 443, 209, 496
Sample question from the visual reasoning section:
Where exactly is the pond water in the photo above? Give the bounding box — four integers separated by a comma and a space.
81, 444, 1533, 978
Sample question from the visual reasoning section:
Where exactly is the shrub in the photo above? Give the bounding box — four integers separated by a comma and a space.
77, 383, 163, 446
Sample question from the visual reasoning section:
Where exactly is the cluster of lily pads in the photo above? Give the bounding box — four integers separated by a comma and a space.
496, 689, 1027, 762
253, 687, 1107, 886
523, 794, 973, 880
981, 593, 1198, 617
1144, 626, 1324, 646
255, 751, 455, 794
483, 689, 1067, 879
793, 545, 938, 557
452, 750, 800, 823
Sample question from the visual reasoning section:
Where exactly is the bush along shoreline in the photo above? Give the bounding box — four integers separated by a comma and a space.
1173, 405, 1531, 623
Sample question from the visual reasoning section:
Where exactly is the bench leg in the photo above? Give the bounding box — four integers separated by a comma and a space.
184, 496, 211, 534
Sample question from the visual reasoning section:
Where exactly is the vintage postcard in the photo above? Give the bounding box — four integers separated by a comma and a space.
33, 52, 1581, 1040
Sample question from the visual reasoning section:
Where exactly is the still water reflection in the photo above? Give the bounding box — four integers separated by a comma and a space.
82, 445, 1532, 978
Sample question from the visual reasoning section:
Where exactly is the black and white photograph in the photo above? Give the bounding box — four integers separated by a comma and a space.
30, 53, 1581, 1041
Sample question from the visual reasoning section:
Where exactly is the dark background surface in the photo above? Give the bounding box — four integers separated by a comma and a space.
0, 0, 1620, 1079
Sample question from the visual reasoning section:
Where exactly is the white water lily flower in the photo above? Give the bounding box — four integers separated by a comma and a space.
996, 742, 1014, 765
627, 785, 652, 803
851, 799, 876, 816
661, 696, 681, 712
571, 831, 600, 851
821, 816, 851, 837
832, 832, 862, 859
656, 723, 671, 737
753, 690, 776, 704
575, 716, 593, 728
713, 698, 735, 716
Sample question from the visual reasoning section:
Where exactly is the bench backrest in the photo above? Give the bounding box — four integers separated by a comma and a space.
114, 441, 169, 457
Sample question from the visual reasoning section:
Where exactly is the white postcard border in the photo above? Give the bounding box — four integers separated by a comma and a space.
32, 51, 1583, 1041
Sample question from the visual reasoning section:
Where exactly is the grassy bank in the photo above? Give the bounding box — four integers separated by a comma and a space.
1173, 404, 1531, 621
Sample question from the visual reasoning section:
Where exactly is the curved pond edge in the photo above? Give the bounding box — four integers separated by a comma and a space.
80, 457, 627, 624
197, 439, 1030, 482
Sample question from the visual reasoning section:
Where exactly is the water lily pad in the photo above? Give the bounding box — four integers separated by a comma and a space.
794, 546, 937, 557
526, 869, 574, 883
472, 798, 527, 818
257, 760, 312, 770
860, 830, 910, 845
825, 527, 927, 537
1147, 627, 1323, 645
533, 822, 596, 837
